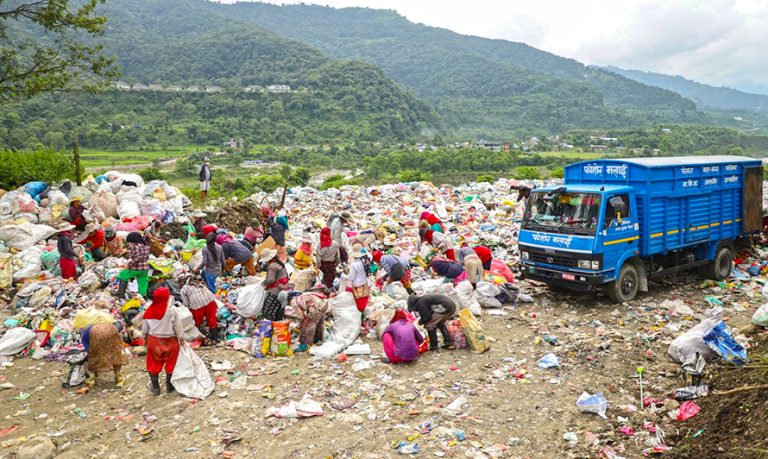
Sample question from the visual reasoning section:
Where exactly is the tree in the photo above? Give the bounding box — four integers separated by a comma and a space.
0, 0, 119, 100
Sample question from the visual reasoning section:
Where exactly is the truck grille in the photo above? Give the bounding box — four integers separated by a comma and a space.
528, 250, 577, 267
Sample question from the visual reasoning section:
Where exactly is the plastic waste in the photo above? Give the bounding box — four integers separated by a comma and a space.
170, 344, 214, 399
667, 308, 723, 364
675, 400, 701, 421
703, 321, 747, 365
576, 391, 608, 419
674, 385, 709, 401
537, 353, 560, 369
751, 303, 768, 327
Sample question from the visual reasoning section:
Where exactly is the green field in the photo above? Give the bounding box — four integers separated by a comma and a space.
80, 146, 214, 169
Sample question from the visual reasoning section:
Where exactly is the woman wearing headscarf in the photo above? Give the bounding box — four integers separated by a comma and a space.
419, 227, 450, 254
294, 236, 314, 271
68, 196, 87, 230
261, 248, 290, 321
460, 247, 484, 289
78, 223, 106, 261
103, 226, 126, 257
315, 227, 340, 290
116, 232, 150, 298
81, 322, 127, 387
57, 223, 79, 280
372, 250, 413, 294
243, 218, 264, 247
222, 237, 257, 276
420, 211, 444, 233
381, 309, 424, 364
199, 233, 225, 293
142, 287, 184, 395
473, 245, 494, 271
269, 214, 290, 263
348, 244, 371, 312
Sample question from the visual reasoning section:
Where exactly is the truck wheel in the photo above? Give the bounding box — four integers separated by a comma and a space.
704, 247, 733, 281
605, 263, 639, 303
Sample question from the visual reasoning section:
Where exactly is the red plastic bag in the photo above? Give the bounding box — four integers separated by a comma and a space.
489, 259, 515, 283
677, 401, 701, 421
447, 320, 467, 350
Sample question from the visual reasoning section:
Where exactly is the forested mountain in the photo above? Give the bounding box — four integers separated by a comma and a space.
602, 66, 768, 114
0, 0, 437, 150
216, 2, 709, 137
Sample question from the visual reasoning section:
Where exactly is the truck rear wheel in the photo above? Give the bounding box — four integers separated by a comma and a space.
703, 247, 733, 281
605, 263, 639, 303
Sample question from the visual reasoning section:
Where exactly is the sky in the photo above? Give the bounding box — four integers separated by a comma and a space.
217, 0, 768, 95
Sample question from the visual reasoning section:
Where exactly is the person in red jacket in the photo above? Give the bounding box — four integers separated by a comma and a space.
78, 223, 106, 261
473, 245, 493, 271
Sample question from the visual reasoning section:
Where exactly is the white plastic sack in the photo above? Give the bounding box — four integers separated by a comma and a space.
12, 246, 43, 281
235, 283, 266, 318
0, 327, 37, 355
752, 303, 768, 327
88, 190, 118, 218
290, 269, 314, 293
170, 344, 214, 399
77, 270, 101, 291
0, 223, 56, 251
411, 278, 447, 294
454, 281, 482, 315
117, 200, 141, 219
174, 307, 204, 341
667, 308, 723, 364
188, 250, 203, 272
47, 188, 69, 207
309, 292, 361, 358
476, 281, 501, 298
384, 281, 408, 301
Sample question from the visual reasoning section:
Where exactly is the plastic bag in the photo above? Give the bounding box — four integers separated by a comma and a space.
61, 352, 88, 388
235, 283, 266, 318
752, 303, 768, 327
12, 246, 44, 281
667, 308, 723, 364
270, 321, 293, 357
703, 321, 747, 364
290, 268, 314, 293
73, 308, 115, 330
88, 190, 118, 218
77, 271, 101, 291
174, 306, 204, 342
537, 353, 560, 368
0, 223, 56, 251
384, 282, 408, 301
675, 400, 701, 421
171, 344, 214, 399
458, 309, 490, 353
454, 281, 482, 315
0, 327, 37, 355
576, 391, 608, 419
447, 319, 467, 350
309, 292, 361, 358
0, 253, 12, 290
251, 320, 272, 358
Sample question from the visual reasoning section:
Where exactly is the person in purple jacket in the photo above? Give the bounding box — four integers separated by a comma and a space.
381, 309, 424, 364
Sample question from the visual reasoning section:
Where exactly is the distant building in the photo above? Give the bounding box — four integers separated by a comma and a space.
166, 85, 182, 92
113, 81, 131, 90
267, 84, 291, 93
590, 145, 608, 152
186, 86, 202, 92
477, 141, 503, 152
132, 83, 148, 90
147, 84, 163, 91
211, 150, 228, 157
244, 85, 264, 93
600, 137, 619, 143
206, 86, 223, 93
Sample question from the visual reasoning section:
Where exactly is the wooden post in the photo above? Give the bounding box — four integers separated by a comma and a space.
72, 141, 82, 186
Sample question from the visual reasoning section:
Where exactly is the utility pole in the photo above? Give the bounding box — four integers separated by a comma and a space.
72, 141, 82, 185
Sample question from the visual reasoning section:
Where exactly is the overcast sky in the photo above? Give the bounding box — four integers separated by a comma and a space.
218, 0, 768, 95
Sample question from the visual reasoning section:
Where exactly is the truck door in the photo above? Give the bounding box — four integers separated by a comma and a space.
744, 166, 763, 233
602, 194, 639, 273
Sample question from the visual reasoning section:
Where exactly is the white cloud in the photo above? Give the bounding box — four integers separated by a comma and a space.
216, 0, 768, 94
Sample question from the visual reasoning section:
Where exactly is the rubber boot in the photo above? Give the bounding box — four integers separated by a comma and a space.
149, 373, 161, 395
115, 280, 128, 298
209, 328, 220, 343
439, 324, 454, 349
165, 373, 175, 394
428, 329, 439, 351
114, 368, 125, 388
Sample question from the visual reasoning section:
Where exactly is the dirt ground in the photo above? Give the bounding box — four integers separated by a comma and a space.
0, 274, 763, 459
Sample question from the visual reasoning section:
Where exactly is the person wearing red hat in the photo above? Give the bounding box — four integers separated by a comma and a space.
141, 287, 184, 395
473, 245, 493, 271
372, 250, 413, 293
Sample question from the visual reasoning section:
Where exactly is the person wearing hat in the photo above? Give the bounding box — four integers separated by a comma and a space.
198, 158, 212, 200
294, 236, 314, 271
103, 226, 126, 257
267, 214, 290, 263
116, 232, 150, 298
381, 309, 424, 364
372, 250, 413, 294
56, 223, 79, 280
261, 248, 289, 321
222, 237, 257, 276
68, 196, 87, 230
407, 293, 455, 351
191, 211, 207, 236
347, 244, 371, 312
199, 233, 225, 292
315, 227, 341, 290
243, 218, 265, 247
78, 223, 106, 261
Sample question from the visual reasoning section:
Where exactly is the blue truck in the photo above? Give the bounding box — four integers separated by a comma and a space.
518, 156, 763, 302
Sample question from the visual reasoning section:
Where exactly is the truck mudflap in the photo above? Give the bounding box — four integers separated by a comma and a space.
519, 263, 608, 291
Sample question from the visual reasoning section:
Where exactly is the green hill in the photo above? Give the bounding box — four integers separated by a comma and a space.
216, 2, 707, 137
602, 66, 768, 114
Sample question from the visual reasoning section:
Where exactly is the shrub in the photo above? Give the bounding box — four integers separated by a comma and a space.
0, 149, 74, 189
514, 166, 541, 180
138, 167, 165, 181
549, 167, 564, 179
476, 174, 494, 183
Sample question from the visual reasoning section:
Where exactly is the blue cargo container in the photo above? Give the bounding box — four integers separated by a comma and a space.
517, 156, 763, 302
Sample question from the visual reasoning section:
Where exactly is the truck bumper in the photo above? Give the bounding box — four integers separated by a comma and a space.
519, 263, 608, 291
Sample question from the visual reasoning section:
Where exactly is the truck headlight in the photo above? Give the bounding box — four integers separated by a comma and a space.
591, 260, 600, 270
578, 260, 591, 269
521, 251, 529, 260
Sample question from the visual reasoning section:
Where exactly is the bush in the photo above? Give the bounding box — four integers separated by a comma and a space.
250, 174, 285, 193
319, 175, 361, 190
138, 167, 165, 181
0, 149, 74, 189
476, 174, 494, 183
514, 166, 541, 180
397, 169, 428, 183
549, 167, 564, 179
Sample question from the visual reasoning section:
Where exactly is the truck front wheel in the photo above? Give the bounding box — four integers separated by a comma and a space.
703, 247, 733, 281
605, 263, 639, 303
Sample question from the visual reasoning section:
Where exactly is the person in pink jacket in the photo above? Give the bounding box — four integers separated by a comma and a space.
381, 309, 424, 364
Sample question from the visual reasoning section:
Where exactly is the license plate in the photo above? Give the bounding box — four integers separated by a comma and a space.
561, 273, 575, 281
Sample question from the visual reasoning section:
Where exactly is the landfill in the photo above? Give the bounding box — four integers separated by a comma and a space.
0, 173, 767, 458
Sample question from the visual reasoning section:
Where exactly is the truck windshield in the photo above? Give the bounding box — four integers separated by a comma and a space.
523, 191, 601, 235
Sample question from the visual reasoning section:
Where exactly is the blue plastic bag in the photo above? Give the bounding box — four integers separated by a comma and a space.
703, 321, 747, 365
23, 181, 48, 202
537, 353, 560, 369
